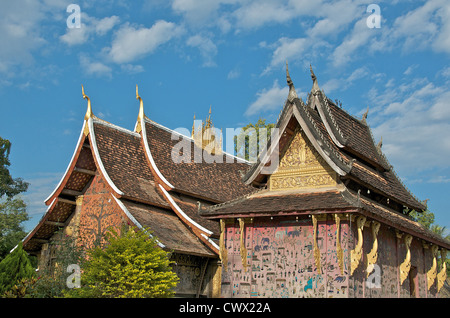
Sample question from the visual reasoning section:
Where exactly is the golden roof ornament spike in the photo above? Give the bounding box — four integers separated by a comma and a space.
377, 136, 383, 149
310, 64, 320, 94
286, 60, 298, 102
206, 105, 212, 128
135, 84, 145, 133
81, 84, 92, 121
136, 84, 144, 121
191, 114, 196, 138
362, 106, 369, 123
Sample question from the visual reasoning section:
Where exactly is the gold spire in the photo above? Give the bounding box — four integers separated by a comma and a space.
191, 114, 196, 138
81, 85, 92, 136
310, 64, 320, 94
192, 106, 222, 155
362, 106, 369, 123
81, 85, 92, 121
206, 105, 212, 128
286, 60, 298, 102
135, 84, 145, 133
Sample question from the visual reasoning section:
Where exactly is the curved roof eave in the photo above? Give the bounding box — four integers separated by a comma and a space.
140, 117, 175, 191
44, 121, 87, 205
88, 117, 124, 196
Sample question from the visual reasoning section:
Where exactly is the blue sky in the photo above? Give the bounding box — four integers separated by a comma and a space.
0, 0, 449, 234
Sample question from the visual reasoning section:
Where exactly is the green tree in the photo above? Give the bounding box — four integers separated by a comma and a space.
0, 242, 35, 294
29, 227, 85, 298
0, 137, 28, 199
66, 227, 179, 298
0, 198, 29, 261
0, 137, 30, 261
409, 209, 435, 230
234, 118, 275, 161
409, 209, 450, 276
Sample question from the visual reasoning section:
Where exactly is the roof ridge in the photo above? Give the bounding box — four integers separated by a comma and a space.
201, 186, 266, 213
296, 98, 352, 171
143, 117, 251, 164
93, 116, 141, 137
318, 91, 347, 144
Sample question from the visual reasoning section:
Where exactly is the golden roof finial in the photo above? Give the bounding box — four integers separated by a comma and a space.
191, 114, 196, 138
205, 105, 212, 128
135, 85, 145, 133
136, 84, 144, 121
310, 64, 320, 94
286, 60, 298, 102
81, 84, 92, 121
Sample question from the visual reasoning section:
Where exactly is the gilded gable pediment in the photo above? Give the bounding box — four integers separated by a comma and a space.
269, 126, 337, 191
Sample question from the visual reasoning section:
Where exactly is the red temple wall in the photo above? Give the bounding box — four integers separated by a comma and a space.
222, 215, 440, 298
77, 174, 127, 250
221, 215, 350, 298
348, 220, 438, 298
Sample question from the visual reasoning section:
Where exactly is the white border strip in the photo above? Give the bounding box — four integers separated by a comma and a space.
141, 118, 174, 189
146, 117, 251, 164
15, 198, 57, 253
201, 233, 219, 252
89, 118, 124, 195
158, 184, 213, 236
45, 122, 87, 203
112, 195, 165, 248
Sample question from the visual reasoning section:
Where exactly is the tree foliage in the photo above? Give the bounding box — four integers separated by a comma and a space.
0, 137, 29, 199
0, 242, 35, 294
0, 137, 30, 262
0, 197, 29, 261
234, 118, 275, 162
65, 227, 179, 298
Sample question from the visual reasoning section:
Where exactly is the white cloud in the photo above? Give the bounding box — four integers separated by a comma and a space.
186, 34, 218, 67
227, 68, 240, 79
245, 80, 288, 116
172, 0, 222, 26
306, 0, 360, 38
232, 0, 295, 30
330, 17, 373, 67
263, 37, 310, 74
95, 15, 121, 35
107, 20, 184, 64
79, 54, 112, 78
372, 0, 450, 55
322, 66, 368, 93
22, 172, 63, 216
369, 76, 450, 175
60, 14, 120, 46
120, 63, 144, 74
0, 0, 46, 74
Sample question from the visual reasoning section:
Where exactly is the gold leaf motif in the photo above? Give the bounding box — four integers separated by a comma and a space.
312, 215, 321, 274
366, 221, 380, 277
350, 216, 366, 275
269, 127, 337, 191
427, 245, 438, 290
437, 249, 447, 292
399, 234, 412, 285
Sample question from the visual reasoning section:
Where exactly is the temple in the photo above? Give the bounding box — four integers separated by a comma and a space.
22, 67, 449, 298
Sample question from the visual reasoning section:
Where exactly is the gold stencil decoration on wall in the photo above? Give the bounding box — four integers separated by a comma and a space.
366, 221, 380, 277
350, 215, 366, 275
269, 126, 337, 191
399, 234, 412, 284
427, 244, 438, 290
437, 249, 447, 292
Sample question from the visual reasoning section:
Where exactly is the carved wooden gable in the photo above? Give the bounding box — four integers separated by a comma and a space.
269, 126, 337, 191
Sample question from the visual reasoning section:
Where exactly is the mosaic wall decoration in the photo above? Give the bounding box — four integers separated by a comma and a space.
221, 216, 350, 298
78, 175, 126, 249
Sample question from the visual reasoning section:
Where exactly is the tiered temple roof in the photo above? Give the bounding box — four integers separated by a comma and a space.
23, 69, 450, 257
22, 86, 253, 257
201, 64, 450, 250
